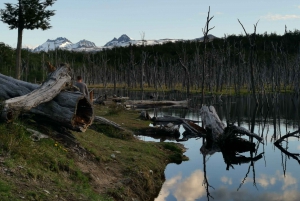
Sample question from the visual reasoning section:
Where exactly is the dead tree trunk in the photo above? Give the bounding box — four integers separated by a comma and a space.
0, 67, 94, 132
1, 65, 71, 121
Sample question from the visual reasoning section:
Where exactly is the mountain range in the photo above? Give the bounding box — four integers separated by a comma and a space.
26, 34, 217, 52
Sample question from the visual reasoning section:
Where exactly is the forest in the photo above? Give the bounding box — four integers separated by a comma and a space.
0, 29, 300, 97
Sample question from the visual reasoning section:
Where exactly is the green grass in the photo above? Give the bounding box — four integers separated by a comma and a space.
0, 105, 186, 200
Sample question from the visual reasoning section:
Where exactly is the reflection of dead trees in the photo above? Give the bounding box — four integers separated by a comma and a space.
223, 151, 263, 171
202, 154, 214, 201
274, 129, 300, 164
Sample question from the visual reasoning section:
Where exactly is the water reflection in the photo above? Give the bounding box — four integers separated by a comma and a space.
146, 94, 300, 201
94, 89, 300, 200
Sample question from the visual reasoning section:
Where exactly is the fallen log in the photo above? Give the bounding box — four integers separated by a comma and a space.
94, 116, 124, 131
124, 100, 189, 108
1, 65, 71, 121
0, 69, 94, 132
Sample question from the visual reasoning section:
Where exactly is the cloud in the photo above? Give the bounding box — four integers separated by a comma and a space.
276, 172, 297, 190
174, 170, 206, 201
155, 170, 207, 201
262, 13, 300, 21
256, 174, 277, 188
221, 176, 232, 185
155, 174, 182, 201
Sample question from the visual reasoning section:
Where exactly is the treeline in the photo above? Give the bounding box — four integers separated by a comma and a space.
1, 29, 300, 95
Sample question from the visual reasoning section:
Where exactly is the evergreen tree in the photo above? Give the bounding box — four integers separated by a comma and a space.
0, 0, 56, 79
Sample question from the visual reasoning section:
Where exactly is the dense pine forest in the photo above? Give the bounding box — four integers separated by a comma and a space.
1, 30, 300, 96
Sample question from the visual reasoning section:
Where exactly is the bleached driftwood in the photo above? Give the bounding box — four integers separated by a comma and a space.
181, 120, 206, 137
1, 65, 71, 121
0, 67, 94, 132
200, 105, 225, 140
94, 116, 124, 131
200, 105, 263, 155
124, 100, 189, 108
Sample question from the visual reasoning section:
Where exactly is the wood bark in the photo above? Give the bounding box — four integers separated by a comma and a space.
0, 68, 94, 132
1, 65, 71, 121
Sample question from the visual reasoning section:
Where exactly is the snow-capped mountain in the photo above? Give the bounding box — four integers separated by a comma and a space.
104, 34, 132, 47
26, 34, 218, 52
104, 34, 186, 48
33, 37, 72, 52
71, 39, 96, 48
194, 34, 217, 41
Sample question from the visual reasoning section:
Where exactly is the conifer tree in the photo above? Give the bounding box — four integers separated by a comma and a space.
0, 0, 56, 79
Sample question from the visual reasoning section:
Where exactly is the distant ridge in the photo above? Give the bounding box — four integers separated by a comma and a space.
24, 34, 218, 52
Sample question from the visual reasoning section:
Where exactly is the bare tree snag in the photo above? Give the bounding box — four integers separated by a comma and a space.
238, 19, 259, 105
200, 105, 225, 140
0, 68, 94, 132
201, 6, 215, 105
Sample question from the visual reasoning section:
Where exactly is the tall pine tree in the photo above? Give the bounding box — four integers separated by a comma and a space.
0, 0, 56, 79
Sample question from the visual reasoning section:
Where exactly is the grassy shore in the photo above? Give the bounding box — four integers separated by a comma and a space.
0, 104, 187, 201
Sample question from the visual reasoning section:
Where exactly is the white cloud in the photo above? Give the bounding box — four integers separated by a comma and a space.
221, 176, 232, 185
256, 174, 276, 188
174, 170, 206, 201
155, 174, 182, 201
155, 170, 207, 201
297, 145, 300, 150
262, 13, 300, 21
278, 172, 297, 190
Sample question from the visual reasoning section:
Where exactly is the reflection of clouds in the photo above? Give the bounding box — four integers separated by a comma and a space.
256, 174, 277, 188
156, 170, 298, 201
276, 171, 297, 190
297, 145, 300, 150
213, 188, 300, 201
174, 170, 206, 201
155, 174, 182, 201
249, 171, 297, 190
155, 170, 206, 201
221, 176, 232, 185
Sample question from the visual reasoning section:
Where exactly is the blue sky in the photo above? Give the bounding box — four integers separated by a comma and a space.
0, 0, 299, 48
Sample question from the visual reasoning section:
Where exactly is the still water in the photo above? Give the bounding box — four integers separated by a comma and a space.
95, 89, 300, 201
141, 94, 300, 201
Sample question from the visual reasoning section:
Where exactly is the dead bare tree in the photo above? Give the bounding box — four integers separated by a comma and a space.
238, 19, 259, 105
201, 6, 215, 105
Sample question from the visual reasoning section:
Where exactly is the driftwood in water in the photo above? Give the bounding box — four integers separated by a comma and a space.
1, 65, 71, 121
182, 120, 206, 137
124, 100, 189, 108
199, 105, 263, 155
152, 115, 199, 124
200, 105, 225, 140
200, 105, 263, 142
0, 69, 94, 132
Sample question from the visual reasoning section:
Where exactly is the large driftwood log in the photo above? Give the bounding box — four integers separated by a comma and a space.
200, 105, 263, 155
124, 100, 189, 108
0, 69, 94, 132
1, 65, 71, 121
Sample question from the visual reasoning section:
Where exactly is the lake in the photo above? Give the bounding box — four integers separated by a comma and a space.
95, 89, 300, 201
142, 94, 300, 201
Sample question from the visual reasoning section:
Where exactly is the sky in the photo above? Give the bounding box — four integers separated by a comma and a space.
0, 0, 299, 48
